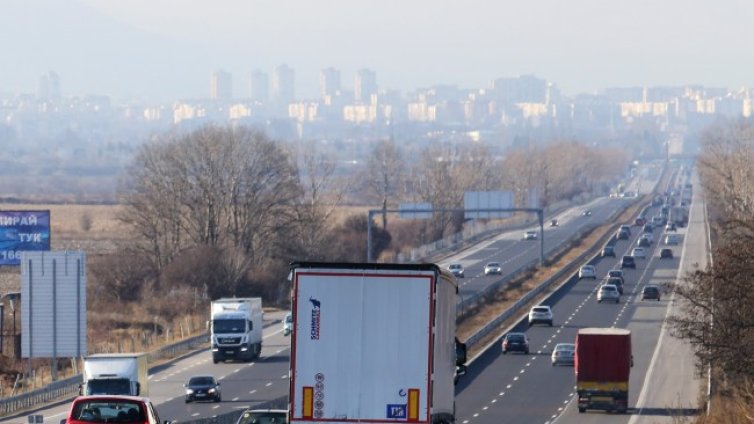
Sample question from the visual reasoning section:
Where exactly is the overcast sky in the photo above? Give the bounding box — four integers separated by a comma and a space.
2, 0, 753, 101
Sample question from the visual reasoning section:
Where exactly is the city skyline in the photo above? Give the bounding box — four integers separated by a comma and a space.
2, 0, 754, 101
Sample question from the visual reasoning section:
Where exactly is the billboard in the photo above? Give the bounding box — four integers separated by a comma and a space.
21, 251, 87, 358
399, 202, 433, 220
464, 191, 514, 219
0, 210, 51, 266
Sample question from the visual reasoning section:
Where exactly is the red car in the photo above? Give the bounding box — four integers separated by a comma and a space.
63, 395, 172, 424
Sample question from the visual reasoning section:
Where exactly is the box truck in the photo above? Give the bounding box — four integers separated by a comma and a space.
288, 262, 467, 424
211, 297, 263, 363
575, 328, 632, 413
80, 353, 149, 396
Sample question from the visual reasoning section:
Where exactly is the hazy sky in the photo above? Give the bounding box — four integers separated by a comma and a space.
2, 0, 754, 101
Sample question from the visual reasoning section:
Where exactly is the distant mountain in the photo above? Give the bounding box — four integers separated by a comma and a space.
1, 0, 206, 101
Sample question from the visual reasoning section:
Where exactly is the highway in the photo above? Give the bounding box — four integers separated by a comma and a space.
0, 166, 670, 424
454, 168, 704, 424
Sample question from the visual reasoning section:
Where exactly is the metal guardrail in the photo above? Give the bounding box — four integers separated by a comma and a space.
0, 332, 210, 417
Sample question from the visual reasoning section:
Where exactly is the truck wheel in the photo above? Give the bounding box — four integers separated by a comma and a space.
548, 321, 553, 327
578, 407, 585, 413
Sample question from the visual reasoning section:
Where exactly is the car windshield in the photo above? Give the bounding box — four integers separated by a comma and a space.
601, 286, 616, 292
236, 411, 287, 424
449, 264, 461, 269
532, 307, 549, 313
212, 319, 246, 333
487, 263, 500, 267
507, 334, 524, 342
285, 313, 293, 323
72, 400, 145, 423
189, 376, 215, 386
644, 286, 659, 292
85, 379, 131, 396
555, 344, 574, 351
608, 270, 622, 277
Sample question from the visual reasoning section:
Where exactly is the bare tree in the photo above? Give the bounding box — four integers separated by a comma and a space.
366, 139, 406, 229
291, 151, 349, 260
119, 125, 301, 276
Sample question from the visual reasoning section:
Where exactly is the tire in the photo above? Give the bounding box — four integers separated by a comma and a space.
548, 321, 553, 327
502, 350, 507, 355
213, 359, 219, 364
598, 300, 602, 303
578, 408, 585, 413
524, 349, 529, 355
215, 395, 221, 403
616, 299, 620, 304
185, 399, 191, 404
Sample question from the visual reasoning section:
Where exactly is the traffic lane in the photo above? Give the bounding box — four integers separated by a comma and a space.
457, 223, 673, 424
553, 245, 684, 423
628, 195, 705, 423
154, 331, 291, 422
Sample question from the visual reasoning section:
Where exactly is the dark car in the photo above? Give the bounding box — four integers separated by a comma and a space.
621, 255, 636, 269
643, 223, 654, 233
601, 245, 616, 257
641, 285, 662, 301
617, 228, 630, 240
635, 217, 646, 226
606, 276, 624, 294
660, 248, 674, 259
501, 332, 529, 354
184, 376, 221, 403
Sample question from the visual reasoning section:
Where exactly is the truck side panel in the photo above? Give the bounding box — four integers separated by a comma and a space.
290, 270, 433, 424
431, 272, 456, 420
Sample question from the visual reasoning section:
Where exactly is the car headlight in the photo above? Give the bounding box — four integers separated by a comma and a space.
186, 389, 194, 395
208, 388, 216, 394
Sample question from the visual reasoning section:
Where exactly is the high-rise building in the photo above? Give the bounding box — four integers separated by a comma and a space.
320, 67, 341, 99
249, 70, 269, 102
355, 69, 377, 104
210, 70, 233, 101
272, 64, 295, 105
37, 71, 61, 101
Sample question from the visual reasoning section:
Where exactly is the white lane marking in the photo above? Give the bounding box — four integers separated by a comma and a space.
265, 382, 273, 387
250, 389, 257, 394
213, 405, 220, 409
232, 397, 240, 401
191, 413, 200, 417
281, 374, 288, 379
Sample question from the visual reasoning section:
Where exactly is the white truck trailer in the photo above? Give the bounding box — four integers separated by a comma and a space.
288, 262, 467, 424
81, 353, 149, 396
211, 297, 263, 363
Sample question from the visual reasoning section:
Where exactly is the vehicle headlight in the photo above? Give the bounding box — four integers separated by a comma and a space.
186, 389, 194, 395
208, 388, 216, 394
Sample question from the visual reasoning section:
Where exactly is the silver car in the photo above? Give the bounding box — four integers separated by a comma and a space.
551, 343, 576, 366
484, 262, 502, 275
597, 284, 620, 303
283, 311, 293, 336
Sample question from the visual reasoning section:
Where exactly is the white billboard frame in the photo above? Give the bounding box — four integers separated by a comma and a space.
21, 251, 87, 359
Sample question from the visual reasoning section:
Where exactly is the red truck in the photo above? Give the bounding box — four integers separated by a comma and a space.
575, 328, 632, 413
